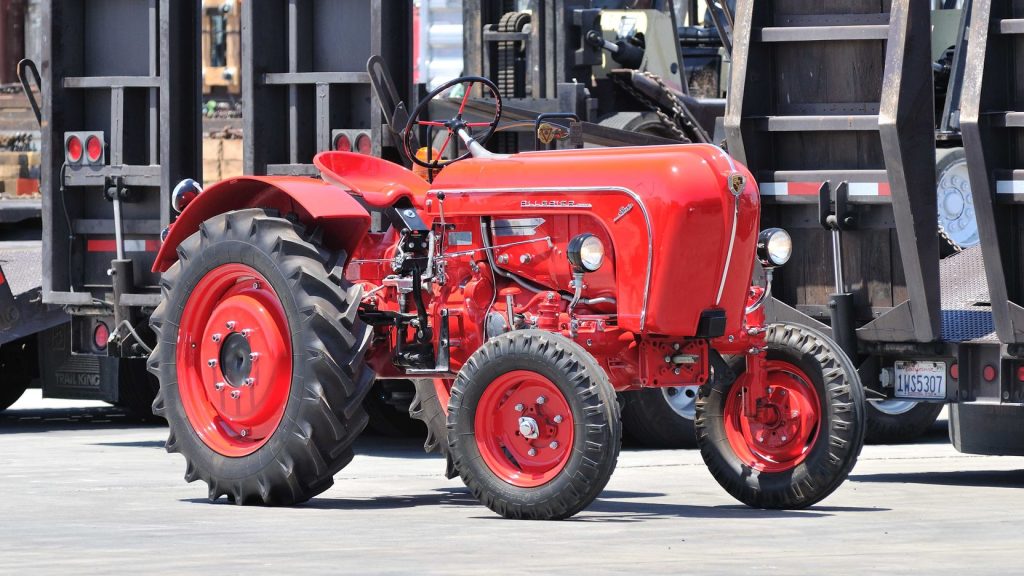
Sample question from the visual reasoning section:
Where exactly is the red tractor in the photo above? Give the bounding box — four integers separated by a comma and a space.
149, 75, 866, 520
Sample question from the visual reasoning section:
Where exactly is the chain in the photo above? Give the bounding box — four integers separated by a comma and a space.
938, 220, 964, 253
610, 71, 711, 144
610, 73, 691, 142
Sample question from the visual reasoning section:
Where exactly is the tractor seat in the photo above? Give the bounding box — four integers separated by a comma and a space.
314, 151, 430, 208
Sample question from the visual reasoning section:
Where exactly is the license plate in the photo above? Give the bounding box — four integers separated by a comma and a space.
894, 361, 946, 400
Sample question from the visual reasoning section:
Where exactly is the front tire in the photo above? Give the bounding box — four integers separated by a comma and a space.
696, 323, 866, 509
148, 208, 374, 505
448, 330, 621, 520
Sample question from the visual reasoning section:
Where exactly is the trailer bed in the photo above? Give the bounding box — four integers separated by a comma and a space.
940, 247, 996, 343
0, 240, 66, 345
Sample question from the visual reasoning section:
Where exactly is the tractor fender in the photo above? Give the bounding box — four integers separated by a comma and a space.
153, 176, 371, 272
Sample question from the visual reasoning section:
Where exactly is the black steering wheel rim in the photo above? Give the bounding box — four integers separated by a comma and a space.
403, 76, 503, 169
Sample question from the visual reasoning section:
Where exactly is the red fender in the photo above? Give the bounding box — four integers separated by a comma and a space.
152, 176, 371, 273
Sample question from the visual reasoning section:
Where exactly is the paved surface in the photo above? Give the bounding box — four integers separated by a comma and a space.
1, 392, 1022, 575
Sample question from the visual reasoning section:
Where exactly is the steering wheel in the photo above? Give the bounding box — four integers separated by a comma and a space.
403, 76, 503, 170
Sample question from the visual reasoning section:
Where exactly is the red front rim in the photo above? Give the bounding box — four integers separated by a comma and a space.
475, 370, 574, 488
176, 264, 293, 457
723, 360, 821, 473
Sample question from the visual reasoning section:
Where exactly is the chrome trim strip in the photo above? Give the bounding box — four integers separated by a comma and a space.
432, 186, 653, 331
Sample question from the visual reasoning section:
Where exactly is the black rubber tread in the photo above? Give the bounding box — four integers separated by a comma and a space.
598, 111, 686, 142
363, 379, 425, 437
865, 401, 944, 444
148, 208, 374, 506
0, 337, 34, 412
695, 323, 866, 509
448, 329, 621, 520
620, 387, 697, 449
408, 378, 457, 479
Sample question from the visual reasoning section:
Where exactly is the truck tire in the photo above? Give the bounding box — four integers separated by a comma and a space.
448, 330, 621, 520
936, 148, 978, 253
0, 338, 34, 411
408, 378, 457, 478
865, 400, 944, 444
599, 111, 685, 142
620, 386, 698, 448
148, 208, 374, 506
696, 323, 866, 509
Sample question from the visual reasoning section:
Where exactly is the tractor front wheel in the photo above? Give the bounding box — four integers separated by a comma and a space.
696, 323, 866, 509
148, 208, 374, 505
448, 330, 621, 520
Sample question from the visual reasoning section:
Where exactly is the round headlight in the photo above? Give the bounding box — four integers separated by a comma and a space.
567, 233, 605, 272
757, 228, 792, 267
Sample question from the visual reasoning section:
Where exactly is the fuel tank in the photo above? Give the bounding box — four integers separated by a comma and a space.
428, 144, 760, 337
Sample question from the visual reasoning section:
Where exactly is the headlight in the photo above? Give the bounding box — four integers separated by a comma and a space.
567, 233, 605, 272
757, 228, 792, 268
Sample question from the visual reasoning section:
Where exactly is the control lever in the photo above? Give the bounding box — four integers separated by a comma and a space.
819, 181, 858, 360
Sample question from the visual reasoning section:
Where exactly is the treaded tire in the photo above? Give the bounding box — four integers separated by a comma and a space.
409, 378, 457, 479
620, 387, 697, 448
148, 208, 374, 505
865, 401, 943, 444
448, 330, 621, 520
0, 337, 34, 412
696, 322, 866, 509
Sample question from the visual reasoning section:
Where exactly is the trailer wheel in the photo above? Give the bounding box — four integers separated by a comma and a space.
448, 330, 621, 520
599, 111, 687, 142
936, 148, 978, 253
148, 208, 374, 506
620, 386, 698, 448
865, 400, 943, 444
0, 338, 34, 411
696, 323, 866, 509
409, 378, 457, 478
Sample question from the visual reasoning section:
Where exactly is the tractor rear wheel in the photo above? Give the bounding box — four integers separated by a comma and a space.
448, 330, 621, 520
696, 323, 865, 509
620, 386, 698, 448
148, 208, 374, 505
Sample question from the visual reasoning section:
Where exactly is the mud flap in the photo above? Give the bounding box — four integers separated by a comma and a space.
0, 263, 18, 332
949, 402, 1024, 456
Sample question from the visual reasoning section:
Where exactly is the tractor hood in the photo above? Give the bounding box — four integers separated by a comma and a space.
428, 144, 760, 337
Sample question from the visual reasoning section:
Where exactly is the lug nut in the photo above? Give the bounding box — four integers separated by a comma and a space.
207, 359, 217, 368
252, 281, 260, 289
243, 378, 255, 387
549, 441, 559, 449
781, 435, 788, 442
514, 403, 524, 412
212, 333, 222, 343
214, 382, 225, 391
249, 352, 260, 362
527, 448, 537, 456
536, 396, 546, 405
553, 415, 563, 424
241, 329, 252, 338
240, 428, 249, 437
226, 321, 236, 330
230, 390, 241, 399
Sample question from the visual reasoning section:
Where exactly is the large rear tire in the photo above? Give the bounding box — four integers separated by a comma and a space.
448, 330, 621, 520
148, 208, 374, 505
620, 386, 698, 448
696, 323, 865, 509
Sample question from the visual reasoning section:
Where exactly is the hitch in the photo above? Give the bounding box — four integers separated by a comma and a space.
818, 181, 858, 360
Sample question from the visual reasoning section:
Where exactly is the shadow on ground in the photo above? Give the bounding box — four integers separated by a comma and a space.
851, 469, 1024, 488
0, 405, 164, 433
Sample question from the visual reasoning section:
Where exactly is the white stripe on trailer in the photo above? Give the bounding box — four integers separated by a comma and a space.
996, 180, 1024, 195
848, 182, 882, 196
123, 240, 147, 252
760, 183, 788, 196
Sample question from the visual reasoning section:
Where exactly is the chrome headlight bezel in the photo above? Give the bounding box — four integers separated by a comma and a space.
757, 228, 792, 268
567, 233, 605, 272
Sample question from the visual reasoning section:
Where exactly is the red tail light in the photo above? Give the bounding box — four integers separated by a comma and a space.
66, 135, 83, 163
333, 133, 352, 152
94, 321, 110, 350
356, 133, 372, 155
86, 135, 103, 163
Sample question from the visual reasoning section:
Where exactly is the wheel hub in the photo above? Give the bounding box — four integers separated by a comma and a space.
475, 370, 574, 488
219, 332, 253, 387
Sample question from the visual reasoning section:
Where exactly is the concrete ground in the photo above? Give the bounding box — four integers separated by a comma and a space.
1, 391, 1022, 575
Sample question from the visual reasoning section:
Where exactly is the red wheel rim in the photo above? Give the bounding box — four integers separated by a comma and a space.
176, 264, 293, 457
723, 360, 821, 473
475, 370, 574, 488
